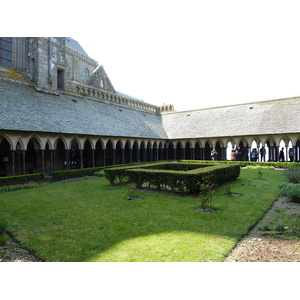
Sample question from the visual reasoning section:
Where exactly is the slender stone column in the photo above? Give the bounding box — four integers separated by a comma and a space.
92, 149, 95, 167
79, 150, 83, 169
103, 149, 106, 166
121, 149, 125, 164
129, 149, 133, 163
65, 149, 70, 170
10, 150, 15, 176
220, 147, 226, 161
149, 149, 153, 162
35, 150, 39, 172
50, 150, 54, 172
17, 150, 21, 175
22, 150, 26, 175
41, 150, 45, 173
112, 149, 116, 165
181, 148, 185, 160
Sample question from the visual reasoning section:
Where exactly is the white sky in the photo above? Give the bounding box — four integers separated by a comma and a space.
4, 0, 300, 111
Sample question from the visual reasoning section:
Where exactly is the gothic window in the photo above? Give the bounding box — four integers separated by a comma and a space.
0, 37, 12, 68
84, 68, 89, 82
100, 79, 104, 88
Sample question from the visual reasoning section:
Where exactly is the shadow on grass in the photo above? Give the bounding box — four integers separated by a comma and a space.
0, 169, 284, 262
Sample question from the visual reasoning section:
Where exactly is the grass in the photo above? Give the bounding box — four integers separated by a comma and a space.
258, 207, 300, 240
0, 168, 285, 262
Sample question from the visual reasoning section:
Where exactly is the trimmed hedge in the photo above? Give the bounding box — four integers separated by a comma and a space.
0, 173, 44, 187
105, 162, 240, 194
50, 167, 105, 181
180, 160, 299, 169
50, 161, 161, 181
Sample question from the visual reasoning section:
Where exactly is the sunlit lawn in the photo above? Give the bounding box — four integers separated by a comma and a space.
0, 168, 284, 261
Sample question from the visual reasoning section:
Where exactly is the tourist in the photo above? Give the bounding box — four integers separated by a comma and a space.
230, 149, 237, 161
250, 148, 258, 162
289, 148, 294, 162
279, 147, 285, 162
260, 147, 266, 162
211, 148, 218, 161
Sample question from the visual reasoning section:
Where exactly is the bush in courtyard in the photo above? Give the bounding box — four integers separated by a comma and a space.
283, 164, 300, 183
198, 174, 216, 209
279, 182, 300, 203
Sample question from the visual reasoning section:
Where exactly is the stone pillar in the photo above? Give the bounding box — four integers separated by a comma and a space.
220, 147, 227, 161
17, 150, 21, 175
92, 149, 95, 167
50, 150, 54, 172
112, 149, 116, 165
10, 150, 15, 176
65, 149, 70, 170
181, 148, 185, 160
79, 150, 83, 169
191, 148, 195, 160
22, 150, 26, 175
200, 148, 204, 160
35, 150, 39, 172
103, 149, 106, 166
121, 149, 125, 164
129, 149, 133, 163
150, 149, 153, 162
41, 150, 45, 173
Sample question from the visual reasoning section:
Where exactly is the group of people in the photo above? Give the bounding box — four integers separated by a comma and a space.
211, 146, 296, 162
279, 147, 295, 162
230, 147, 248, 161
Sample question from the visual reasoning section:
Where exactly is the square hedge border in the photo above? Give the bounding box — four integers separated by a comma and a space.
104, 162, 240, 194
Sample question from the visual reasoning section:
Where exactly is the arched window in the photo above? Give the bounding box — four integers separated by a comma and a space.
0, 37, 12, 68
84, 68, 89, 82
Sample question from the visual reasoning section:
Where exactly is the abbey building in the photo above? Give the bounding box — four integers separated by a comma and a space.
0, 37, 299, 176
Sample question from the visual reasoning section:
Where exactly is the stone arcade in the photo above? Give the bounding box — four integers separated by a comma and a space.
0, 37, 300, 176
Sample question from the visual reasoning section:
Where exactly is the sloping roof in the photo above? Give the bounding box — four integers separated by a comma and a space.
0, 80, 168, 139
162, 98, 300, 139
116, 91, 144, 103
66, 37, 89, 56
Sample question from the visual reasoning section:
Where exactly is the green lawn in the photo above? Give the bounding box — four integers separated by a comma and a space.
0, 168, 284, 262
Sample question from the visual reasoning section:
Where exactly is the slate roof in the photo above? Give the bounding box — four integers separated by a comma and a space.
0, 80, 168, 139
66, 37, 89, 56
162, 98, 300, 139
1, 79, 300, 141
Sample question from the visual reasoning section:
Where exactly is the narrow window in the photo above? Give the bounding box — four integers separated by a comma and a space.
84, 68, 89, 82
100, 79, 104, 88
57, 69, 65, 89
0, 37, 13, 68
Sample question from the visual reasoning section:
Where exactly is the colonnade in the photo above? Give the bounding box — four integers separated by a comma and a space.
0, 132, 299, 176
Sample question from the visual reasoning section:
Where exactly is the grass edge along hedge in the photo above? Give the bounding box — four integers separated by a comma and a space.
105, 162, 240, 194
0, 173, 44, 187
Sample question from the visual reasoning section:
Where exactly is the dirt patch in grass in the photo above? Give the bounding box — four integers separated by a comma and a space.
0, 235, 43, 262
225, 196, 300, 262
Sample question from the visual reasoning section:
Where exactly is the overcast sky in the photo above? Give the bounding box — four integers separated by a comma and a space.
5, 0, 300, 111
